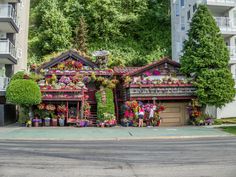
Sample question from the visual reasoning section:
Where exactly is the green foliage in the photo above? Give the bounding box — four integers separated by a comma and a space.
18, 106, 29, 124
180, 5, 236, 108
10, 71, 26, 81
75, 16, 88, 53
95, 88, 115, 121
29, 0, 171, 66
195, 69, 235, 107
221, 126, 236, 135
6, 80, 42, 107
29, 0, 72, 61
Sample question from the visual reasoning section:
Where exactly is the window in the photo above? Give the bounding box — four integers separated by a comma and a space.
187, 10, 191, 20
175, 2, 180, 16
181, 16, 185, 30
181, 0, 185, 7
193, 3, 197, 12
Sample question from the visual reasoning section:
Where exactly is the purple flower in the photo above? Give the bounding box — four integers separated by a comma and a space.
153, 69, 161, 76
59, 76, 71, 84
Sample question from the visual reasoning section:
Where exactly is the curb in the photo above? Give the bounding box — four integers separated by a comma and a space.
0, 135, 234, 141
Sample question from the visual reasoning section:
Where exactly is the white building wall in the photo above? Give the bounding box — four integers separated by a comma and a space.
14, 0, 30, 72
171, 0, 236, 118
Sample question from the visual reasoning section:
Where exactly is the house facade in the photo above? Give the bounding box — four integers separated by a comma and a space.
0, 0, 30, 125
171, 0, 236, 118
35, 50, 195, 127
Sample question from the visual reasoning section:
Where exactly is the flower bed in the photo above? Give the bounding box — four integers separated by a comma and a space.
121, 101, 165, 127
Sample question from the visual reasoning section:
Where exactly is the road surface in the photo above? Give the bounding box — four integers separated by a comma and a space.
0, 138, 235, 177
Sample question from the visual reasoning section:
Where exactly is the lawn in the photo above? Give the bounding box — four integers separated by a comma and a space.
221, 126, 236, 135
221, 118, 236, 124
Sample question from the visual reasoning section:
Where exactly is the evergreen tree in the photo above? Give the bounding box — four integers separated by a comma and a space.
180, 5, 235, 107
74, 16, 88, 53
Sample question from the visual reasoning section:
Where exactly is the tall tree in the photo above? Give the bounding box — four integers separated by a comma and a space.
29, 0, 171, 66
30, 0, 72, 58
180, 5, 235, 107
74, 16, 88, 53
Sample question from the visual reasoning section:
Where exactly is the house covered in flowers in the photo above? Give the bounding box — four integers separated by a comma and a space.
33, 50, 196, 127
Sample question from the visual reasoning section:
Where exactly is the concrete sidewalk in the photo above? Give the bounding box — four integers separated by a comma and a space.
0, 126, 234, 141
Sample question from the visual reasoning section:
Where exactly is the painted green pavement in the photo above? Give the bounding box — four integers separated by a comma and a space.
0, 126, 232, 141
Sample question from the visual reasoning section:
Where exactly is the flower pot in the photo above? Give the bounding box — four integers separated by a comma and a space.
51, 118, 58, 126
59, 118, 65, 126
44, 118, 51, 127
33, 119, 39, 127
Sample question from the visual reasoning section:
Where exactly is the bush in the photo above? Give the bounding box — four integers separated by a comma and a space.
95, 88, 115, 121
213, 119, 223, 125
10, 71, 26, 81
6, 79, 42, 107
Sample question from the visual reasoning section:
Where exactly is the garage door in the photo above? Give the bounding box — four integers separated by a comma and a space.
159, 103, 188, 126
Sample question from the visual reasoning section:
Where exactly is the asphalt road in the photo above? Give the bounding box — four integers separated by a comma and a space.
0, 138, 236, 177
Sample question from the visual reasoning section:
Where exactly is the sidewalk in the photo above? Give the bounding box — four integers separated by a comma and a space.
0, 126, 234, 141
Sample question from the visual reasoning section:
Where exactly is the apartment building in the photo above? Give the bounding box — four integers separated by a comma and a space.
171, 0, 236, 118
0, 0, 30, 125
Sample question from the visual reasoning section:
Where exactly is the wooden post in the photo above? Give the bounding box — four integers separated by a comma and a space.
76, 101, 80, 126
81, 89, 84, 119
152, 97, 157, 105
114, 88, 119, 123
66, 101, 69, 123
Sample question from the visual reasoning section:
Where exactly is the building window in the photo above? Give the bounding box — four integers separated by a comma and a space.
193, 3, 197, 12
181, 0, 185, 7
175, 2, 180, 16
187, 10, 191, 20
181, 16, 185, 30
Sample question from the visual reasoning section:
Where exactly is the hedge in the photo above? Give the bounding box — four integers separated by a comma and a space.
95, 88, 115, 121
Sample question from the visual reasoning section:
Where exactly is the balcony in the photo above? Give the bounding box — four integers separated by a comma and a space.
227, 46, 236, 64
0, 4, 19, 33
0, 40, 17, 64
206, 0, 236, 6
206, 0, 236, 14
0, 77, 9, 91
214, 17, 236, 36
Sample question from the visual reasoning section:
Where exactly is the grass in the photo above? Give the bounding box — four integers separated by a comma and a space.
221, 118, 236, 124
221, 126, 236, 135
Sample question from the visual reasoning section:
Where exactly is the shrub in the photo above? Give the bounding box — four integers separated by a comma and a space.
95, 88, 115, 121
213, 119, 223, 125
6, 79, 42, 107
10, 71, 26, 81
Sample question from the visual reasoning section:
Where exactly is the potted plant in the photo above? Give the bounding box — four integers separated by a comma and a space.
32, 116, 40, 127
44, 117, 51, 126
58, 114, 65, 126
51, 114, 58, 126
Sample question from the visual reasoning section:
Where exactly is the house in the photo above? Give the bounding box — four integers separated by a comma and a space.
36, 50, 195, 126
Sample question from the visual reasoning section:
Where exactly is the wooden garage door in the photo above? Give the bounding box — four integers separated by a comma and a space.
159, 103, 188, 126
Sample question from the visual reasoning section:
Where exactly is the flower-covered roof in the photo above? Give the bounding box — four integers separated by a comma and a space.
113, 67, 140, 75
37, 49, 98, 72
123, 57, 181, 77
